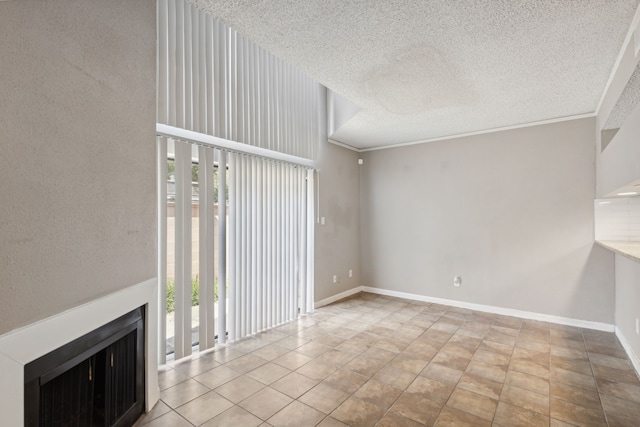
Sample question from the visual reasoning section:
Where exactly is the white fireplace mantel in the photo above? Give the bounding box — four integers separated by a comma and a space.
0, 278, 159, 426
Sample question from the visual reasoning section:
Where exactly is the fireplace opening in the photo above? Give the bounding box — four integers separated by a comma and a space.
24, 307, 145, 427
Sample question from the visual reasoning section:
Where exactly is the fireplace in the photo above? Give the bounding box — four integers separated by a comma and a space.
0, 279, 159, 426
24, 307, 145, 426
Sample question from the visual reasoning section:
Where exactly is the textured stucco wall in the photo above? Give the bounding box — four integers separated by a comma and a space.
314, 142, 361, 302
0, 0, 157, 335
360, 118, 615, 323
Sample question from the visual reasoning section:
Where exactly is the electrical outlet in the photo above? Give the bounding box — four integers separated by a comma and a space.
349, 269, 353, 278
453, 276, 461, 287
636, 318, 639, 335
333, 275, 337, 283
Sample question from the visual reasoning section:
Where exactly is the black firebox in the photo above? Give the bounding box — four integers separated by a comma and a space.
24, 307, 145, 427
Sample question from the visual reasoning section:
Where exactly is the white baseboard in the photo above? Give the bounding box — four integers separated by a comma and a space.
349, 286, 615, 332
314, 286, 364, 308
615, 328, 640, 377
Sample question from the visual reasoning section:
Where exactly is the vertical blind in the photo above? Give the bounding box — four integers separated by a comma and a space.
157, 0, 324, 161
157, 0, 323, 362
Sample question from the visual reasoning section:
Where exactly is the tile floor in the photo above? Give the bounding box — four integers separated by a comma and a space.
135, 292, 640, 427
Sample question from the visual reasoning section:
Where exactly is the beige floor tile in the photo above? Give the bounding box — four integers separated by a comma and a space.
431, 351, 471, 371
145, 294, 640, 427
588, 352, 634, 371
446, 388, 497, 421
375, 412, 424, 427
550, 355, 592, 376
314, 333, 348, 347
478, 340, 513, 356
298, 382, 350, 414
160, 378, 210, 408
550, 398, 607, 427
316, 416, 349, 427
550, 382, 601, 410
224, 354, 269, 374
175, 391, 234, 426
173, 354, 220, 377
510, 359, 550, 380
372, 365, 417, 390
317, 349, 357, 368
592, 364, 640, 386
512, 348, 550, 367
549, 418, 578, 427
239, 387, 293, 420
600, 393, 640, 422
420, 362, 464, 385
421, 328, 454, 343
516, 338, 551, 353
215, 375, 265, 403
296, 359, 338, 381
402, 340, 441, 359
457, 372, 503, 400
389, 392, 443, 425
201, 405, 263, 427
193, 365, 241, 389
360, 347, 397, 364
466, 360, 507, 383
344, 356, 385, 377
406, 375, 454, 404
354, 378, 403, 408
604, 412, 640, 427
433, 406, 492, 427
500, 384, 549, 416
323, 368, 369, 394
597, 377, 640, 403
272, 351, 313, 370
389, 353, 430, 374
332, 396, 386, 427
472, 349, 511, 369
585, 342, 628, 359
210, 347, 247, 364
275, 336, 310, 350
134, 400, 172, 426
251, 344, 291, 361
246, 362, 291, 385
158, 368, 190, 391
271, 371, 319, 398
550, 366, 597, 391
295, 341, 333, 358
143, 411, 193, 427
335, 340, 370, 355
268, 401, 325, 427
550, 345, 588, 361
505, 370, 549, 395
493, 401, 549, 427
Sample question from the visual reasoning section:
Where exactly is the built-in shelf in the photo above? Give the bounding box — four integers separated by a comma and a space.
596, 240, 640, 263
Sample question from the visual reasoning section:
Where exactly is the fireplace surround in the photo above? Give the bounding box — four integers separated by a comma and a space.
0, 279, 159, 426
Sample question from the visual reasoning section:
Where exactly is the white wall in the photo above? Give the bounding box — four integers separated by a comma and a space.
0, 0, 157, 335
314, 142, 361, 302
360, 118, 615, 323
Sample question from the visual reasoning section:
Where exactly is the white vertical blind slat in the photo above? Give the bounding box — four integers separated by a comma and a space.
217, 150, 228, 344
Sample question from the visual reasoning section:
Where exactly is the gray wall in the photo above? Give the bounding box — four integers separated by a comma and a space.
314, 142, 361, 302
0, 0, 157, 335
360, 118, 615, 323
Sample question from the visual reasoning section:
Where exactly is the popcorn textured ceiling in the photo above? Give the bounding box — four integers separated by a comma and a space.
189, 0, 639, 149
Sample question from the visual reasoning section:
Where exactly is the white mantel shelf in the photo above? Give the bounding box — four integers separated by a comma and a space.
596, 240, 640, 263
